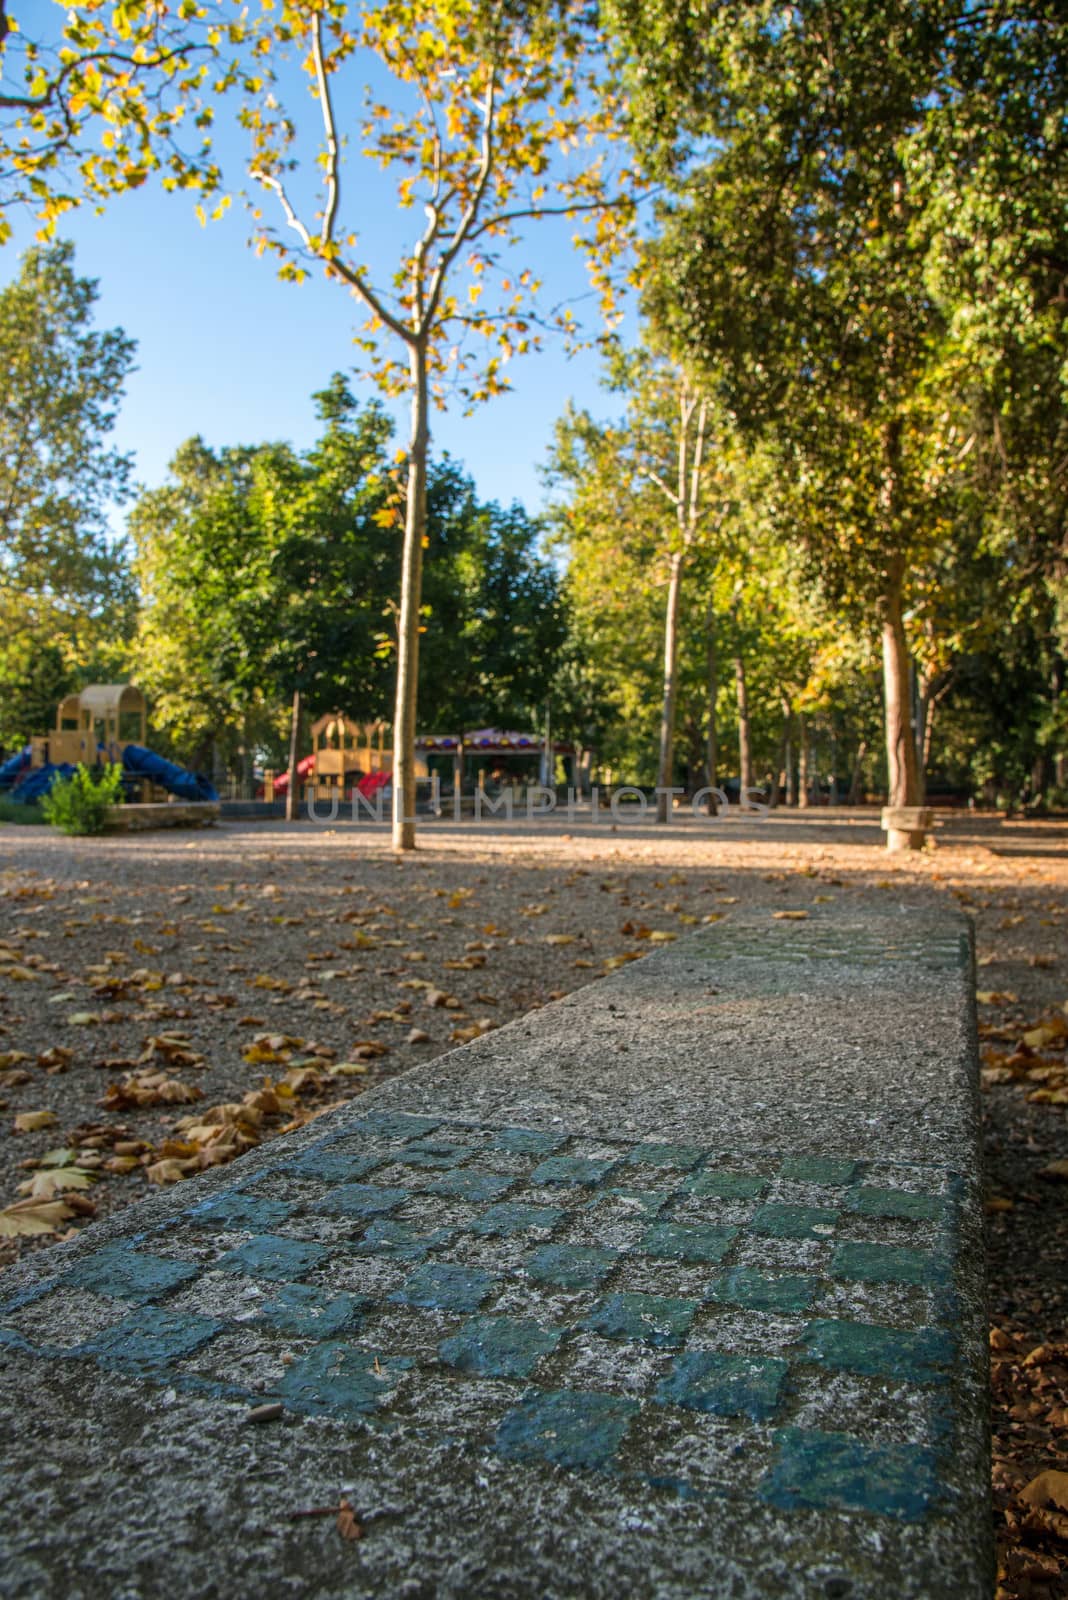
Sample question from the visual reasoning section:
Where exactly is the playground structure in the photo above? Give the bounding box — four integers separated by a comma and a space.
266, 715, 413, 802
0, 684, 217, 805
265, 720, 577, 807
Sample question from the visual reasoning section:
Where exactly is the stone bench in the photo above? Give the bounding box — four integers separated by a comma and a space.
106, 801, 220, 830
0, 909, 990, 1598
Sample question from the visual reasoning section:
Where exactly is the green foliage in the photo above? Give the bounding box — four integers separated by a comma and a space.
128, 377, 564, 765
0, 241, 137, 743
41, 763, 124, 836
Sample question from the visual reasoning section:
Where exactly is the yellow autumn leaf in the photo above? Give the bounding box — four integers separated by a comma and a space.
13, 1110, 58, 1132
772, 911, 809, 921
1019, 1471, 1068, 1513
0, 1198, 75, 1237
16, 1167, 95, 1199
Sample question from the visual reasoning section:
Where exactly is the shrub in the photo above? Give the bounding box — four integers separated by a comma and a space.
41, 764, 124, 835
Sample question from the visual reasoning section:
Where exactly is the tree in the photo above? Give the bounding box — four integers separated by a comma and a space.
6, 4, 639, 844
0, 0, 222, 243
0, 240, 135, 744
130, 377, 564, 769
549, 353, 740, 819
603, 0, 1065, 834
232, 0, 634, 846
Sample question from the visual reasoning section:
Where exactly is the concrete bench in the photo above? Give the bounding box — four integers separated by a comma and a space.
0, 908, 990, 1598
106, 801, 220, 830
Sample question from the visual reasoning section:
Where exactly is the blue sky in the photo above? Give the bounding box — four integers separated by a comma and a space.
2, 55, 636, 532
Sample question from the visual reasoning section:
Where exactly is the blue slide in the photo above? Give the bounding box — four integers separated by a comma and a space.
121, 744, 218, 802
0, 746, 31, 790
10, 763, 76, 803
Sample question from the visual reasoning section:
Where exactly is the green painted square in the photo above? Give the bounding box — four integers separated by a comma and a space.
490, 1128, 565, 1156
802, 1318, 953, 1381
779, 1157, 859, 1185
393, 1261, 496, 1312
424, 1169, 514, 1202
354, 1113, 441, 1140
656, 1350, 788, 1419
87, 1305, 222, 1373
276, 1342, 410, 1417
188, 1192, 293, 1232
526, 1243, 618, 1290
530, 1155, 618, 1187
216, 1235, 327, 1281
469, 1202, 563, 1237
583, 1291, 698, 1348
712, 1266, 817, 1314
256, 1283, 367, 1338
641, 1222, 737, 1264
684, 1170, 768, 1200
846, 1186, 946, 1222
627, 1143, 705, 1171
761, 1427, 940, 1521
315, 1183, 410, 1219
496, 1389, 638, 1470
831, 1241, 940, 1287
290, 1148, 380, 1183
439, 1315, 561, 1378
390, 1140, 470, 1170
752, 1203, 838, 1241
356, 1219, 452, 1259
63, 1245, 197, 1304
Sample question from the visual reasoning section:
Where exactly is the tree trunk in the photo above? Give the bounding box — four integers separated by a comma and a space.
656, 549, 685, 823
285, 688, 302, 824
881, 556, 921, 811
392, 345, 430, 851
798, 712, 810, 809
705, 603, 718, 812
848, 739, 867, 806
781, 699, 795, 807
734, 654, 752, 794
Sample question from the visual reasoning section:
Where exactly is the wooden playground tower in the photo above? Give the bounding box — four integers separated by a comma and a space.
265, 715, 428, 801
33, 684, 147, 770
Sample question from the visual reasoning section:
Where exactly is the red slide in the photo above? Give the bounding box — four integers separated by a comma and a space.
272, 755, 315, 795
356, 770, 391, 796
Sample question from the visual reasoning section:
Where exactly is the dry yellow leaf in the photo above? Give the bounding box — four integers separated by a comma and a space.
16, 1168, 95, 1200
1019, 1471, 1068, 1513
0, 1198, 75, 1236
13, 1109, 58, 1133
772, 911, 809, 921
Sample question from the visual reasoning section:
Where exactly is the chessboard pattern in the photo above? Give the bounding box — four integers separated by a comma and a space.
0, 1110, 966, 1525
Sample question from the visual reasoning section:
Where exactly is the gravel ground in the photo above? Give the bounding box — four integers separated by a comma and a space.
1, 807, 1066, 1595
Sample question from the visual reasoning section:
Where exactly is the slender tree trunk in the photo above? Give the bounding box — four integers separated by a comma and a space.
881, 554, 921, 811
392, 345, 429, 851
798, 712, 810, 809
781, 699, 795, 807
848, 739, 868, 806
285, 688, 302, 824
734, 654, 752, 794
656, 549, 685, 823
705, 602, 718, 812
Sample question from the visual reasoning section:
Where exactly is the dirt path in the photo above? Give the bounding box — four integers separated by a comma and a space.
2, 807, 1066, 1595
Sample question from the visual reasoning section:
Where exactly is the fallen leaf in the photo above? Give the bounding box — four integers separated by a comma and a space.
0, 1198, 75, 1236
13, 1109, 58, 1133
1019, 1471, 1068, 1513
1038, 1160, 1068, 1182
336, 1498, 363, 1542
16, 1168, 95, 1199
406, 1028, 431, 1044
772, 910, 809, 921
